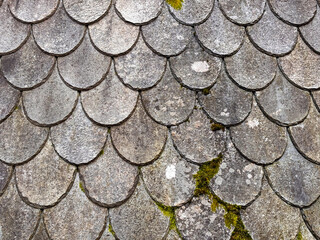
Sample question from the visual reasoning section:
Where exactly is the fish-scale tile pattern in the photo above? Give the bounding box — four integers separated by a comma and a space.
195, 3, 245, 56
247, 3, 298, 56
241, 177, 301, 239
171, 106, 226, 163
50, 100, 108, 165
300, 6, 320, 54
176, 195, 233, 240
58, 31, 111, 90
0, 0, 30, 55
79, 137, 139, 207
9, 0, 59, 23
279, 35, 320, 90
198, 67, 253, 126
265, 135, 320, 207
115, 0, 163, 25
142, 6, 193, 56
141, 133, 198, 206
210, 131, 263, 206
89, 5, 139, 56
0, 177, 40, 240
15, 138, 76, 207
114, 35, 167, 90
0, 103, 48, 164
219, 0, 266, 25
32, 1, 85, 56
268, 0, 317, 26
256, 67, 311, 126
1, 35, 55, 90
289, 103, 320, 164
230, 100, 287, 164
141, 67, 195, 126
225, 36, 277, 91
168, 0, 214, 26
170, 36, 221, 90
109, 178, 170, 240
44, 174, 107, 240
22, 64, 78, 126
111, 98, 167, 165
81, 61, 138, 126
0, 73, 20, 122
63, 0, 111, 24
0, 0, 320, 239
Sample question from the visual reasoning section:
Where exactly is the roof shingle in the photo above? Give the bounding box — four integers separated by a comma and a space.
0, 0, 320, 239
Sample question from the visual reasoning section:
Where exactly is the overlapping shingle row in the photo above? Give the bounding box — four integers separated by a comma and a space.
1, 0, 320, 239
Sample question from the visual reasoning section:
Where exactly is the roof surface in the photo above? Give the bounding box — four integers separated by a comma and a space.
0, 0, 320, 239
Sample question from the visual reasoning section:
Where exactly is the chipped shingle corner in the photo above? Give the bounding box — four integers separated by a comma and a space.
0, 0, 320, 239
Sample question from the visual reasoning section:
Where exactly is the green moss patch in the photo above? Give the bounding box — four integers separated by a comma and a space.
156, 202, 183, 238
202, 87, 211, 95
79, 182, 85, 193
193, 153, 223, 197
211, 194, 252, 239
99, 149, 104, 156
193, 154, 252, 240
230, 217, 253, 240
108, 222, 116, 237
296, 227, 303, 240
211, 123, 225, 132
296, 231, 302, 240
166, 0, 184, 10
